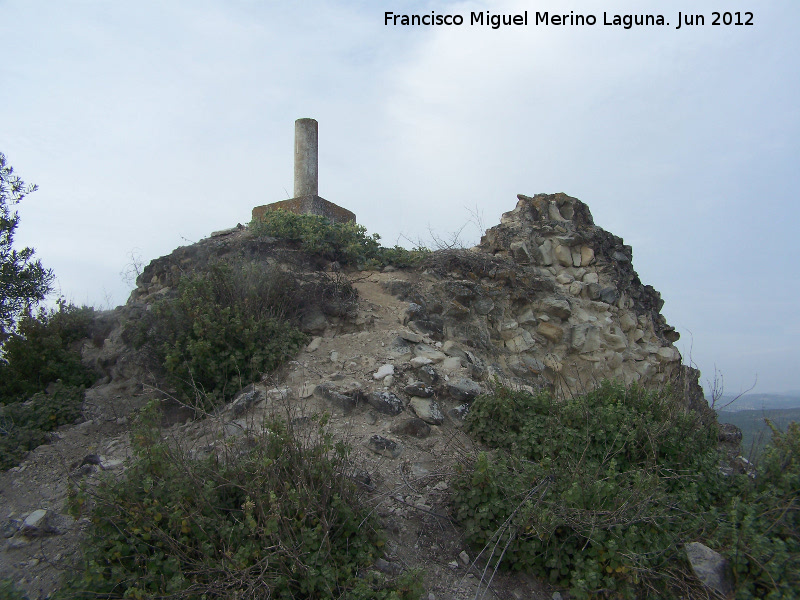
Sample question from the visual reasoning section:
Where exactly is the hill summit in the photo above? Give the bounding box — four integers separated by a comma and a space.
131, 191, 705, 414
1, 192, 717, 599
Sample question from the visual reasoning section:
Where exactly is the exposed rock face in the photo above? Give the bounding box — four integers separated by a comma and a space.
0, 193, 724, 600
387, 193, 709, 418
125, 191, 708, 419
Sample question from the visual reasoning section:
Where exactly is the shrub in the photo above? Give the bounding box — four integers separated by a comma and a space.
451, 382, 797, 599
60, 402, 423, 599
0, 300, 96, 469
128, 262, 308, 409
709, 421, 800, 599
0, 382, 85, 470
251, 209, 429, 268
0, 300, 97, 405
0, 578, 29, 600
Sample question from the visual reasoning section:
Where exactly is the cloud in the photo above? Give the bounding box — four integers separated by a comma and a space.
1, 0, 798, 394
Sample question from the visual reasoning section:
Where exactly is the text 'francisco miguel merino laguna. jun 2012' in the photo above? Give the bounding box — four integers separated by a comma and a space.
384, 10, 755, 30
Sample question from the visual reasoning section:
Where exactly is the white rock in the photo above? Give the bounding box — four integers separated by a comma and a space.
656, 346, 679, 362
413, 345, 447, 363
439, 356, 465, 373
268, 386, 292, 401
603, 332, 628, 352
619, 312, 637, 332
537, 322, 564, 343
548, 201, 566, 221
568, 281, 583, 296
538, 240, 554, 265
553, 244, 573, 267
373, 364, 395, 380
299, 382, 316, 398
410, 397, 445, 425
571, 248, 582, 267
409, 356, 433, 368
571, 324, 601, 353
516, 308, 536, 325
505, 329, 535, 353
398, 330, 423, 343
23, 510, 48, 530
305, 337, 322, 352
556, 273, 574, 284
580, 246, 595, 266
543, 355, 563, 372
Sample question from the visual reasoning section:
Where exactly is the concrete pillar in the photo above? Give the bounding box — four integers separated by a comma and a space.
294, 118, 318, 197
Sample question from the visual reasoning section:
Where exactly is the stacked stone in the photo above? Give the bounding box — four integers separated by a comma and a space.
400, 192, 706, 415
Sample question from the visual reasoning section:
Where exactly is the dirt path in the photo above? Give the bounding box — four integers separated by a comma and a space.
1, 271, 555, 600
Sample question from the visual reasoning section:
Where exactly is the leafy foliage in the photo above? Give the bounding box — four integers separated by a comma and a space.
0, 579, 28, 600
452, 382, 799, 599
710, 421, 800, 599
0, 382, 86, 470
0, 152, 54, 345
61, 402, 423, 599
251, 209, 429, 268
0, 300, 97, 469
0, 300, 97, 404
128, 262, 308, 408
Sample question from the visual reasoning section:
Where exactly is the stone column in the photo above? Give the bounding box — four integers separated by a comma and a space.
294, 118, 318, 197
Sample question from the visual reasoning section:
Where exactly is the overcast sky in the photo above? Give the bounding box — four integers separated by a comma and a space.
2, 0, 798, 395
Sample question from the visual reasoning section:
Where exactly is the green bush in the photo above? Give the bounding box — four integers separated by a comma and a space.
453, 382, 799, 599
251, 209, 429, 269
0, 300, 96, 469
128, 262, 307, 409
709, 421, 800, 599
0, 300, 97, 405
0, 578, 29, 600
60, 402, 423, 599
0, 382, 86, 470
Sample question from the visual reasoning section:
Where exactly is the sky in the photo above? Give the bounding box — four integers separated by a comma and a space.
1, 0, 798, 396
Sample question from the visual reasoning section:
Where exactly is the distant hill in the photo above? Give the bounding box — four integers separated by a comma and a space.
717, 407, 800, 459
717, 392, 800, 412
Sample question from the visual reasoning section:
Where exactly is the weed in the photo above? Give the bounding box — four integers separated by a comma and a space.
127, 262, 308, 409
0, 299, 97, 469
453, 382, 799, 598
61, 401, 423, 599
0, 299, 97, 404
0, 382, 86, 470
0, 578, 28, 600
250, 209, 429, 269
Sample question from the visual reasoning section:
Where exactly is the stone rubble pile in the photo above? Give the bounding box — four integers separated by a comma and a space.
124, 192, 712, 462
383, 192, 708, 418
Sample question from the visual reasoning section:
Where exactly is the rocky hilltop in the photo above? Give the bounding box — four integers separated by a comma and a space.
132, 192, 705, 415
475, 193, 706, 414
0, 193, 716, 599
